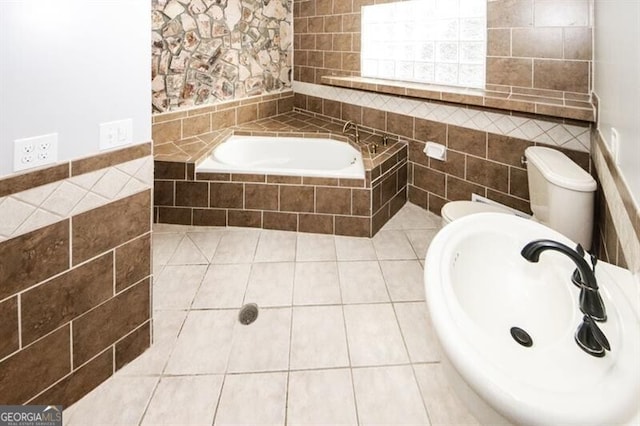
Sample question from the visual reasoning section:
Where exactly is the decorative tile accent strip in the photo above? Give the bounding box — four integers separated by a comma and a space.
0, 155, 153, 243
152, 0, 293, 112
293, 81, 591, 152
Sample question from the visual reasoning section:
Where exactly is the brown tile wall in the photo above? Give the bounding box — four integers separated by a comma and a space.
293, 93, 591, 218
0, 160, 152, 406
294, 0, 592, 100
153, 91, 295, 151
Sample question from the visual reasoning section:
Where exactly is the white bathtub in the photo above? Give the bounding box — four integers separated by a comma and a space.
196, 135, 366, 179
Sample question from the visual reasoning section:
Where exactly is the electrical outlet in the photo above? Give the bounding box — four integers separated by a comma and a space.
100, 119, 133, 151
14, 133, 58, 172
610, 128, 620, 165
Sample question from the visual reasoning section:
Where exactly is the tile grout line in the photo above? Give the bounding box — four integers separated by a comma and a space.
333, 235, 362, 426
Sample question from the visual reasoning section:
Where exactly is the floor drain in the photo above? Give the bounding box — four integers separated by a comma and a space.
239, 303, 259, 325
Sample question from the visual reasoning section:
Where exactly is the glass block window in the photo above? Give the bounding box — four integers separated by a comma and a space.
361, 0, 486, 89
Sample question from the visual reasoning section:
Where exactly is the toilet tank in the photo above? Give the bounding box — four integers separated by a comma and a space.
525, 147, 597, 249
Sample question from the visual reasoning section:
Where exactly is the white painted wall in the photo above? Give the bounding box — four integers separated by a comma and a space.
0, 0, 151, 178
593, 0, 640, 204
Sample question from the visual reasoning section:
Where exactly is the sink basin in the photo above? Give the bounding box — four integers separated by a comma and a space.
425, 213, 640, 425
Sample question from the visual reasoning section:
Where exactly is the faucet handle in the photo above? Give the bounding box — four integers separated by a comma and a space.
575, 314, 610, 357
571, 243, 587, 288
590, 252, 598, 273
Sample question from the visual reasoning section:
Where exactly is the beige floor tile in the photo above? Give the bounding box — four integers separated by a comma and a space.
141, 375, 223, 425
153, 224, 192, 233
372, 230, 417, 260
405, 229, 439, 260
66, 375, 158, 425
296, 233, 336, 261
153, 265, 208, 310
287, 369, 358, 425
352, 365, 430, 425
214, 372, 287, 425
254, 230, 297, 262
414, 363, 480, 426
335, 235, 377, 261
293, 261, 342, 305
119, 310, 187, 376
343, 304, 409, 366
394, 302, 441, 363
226, 308, 291, 373
186, 229, 225, 261
382, 202, 441, 230
168, 234, 209, 265
164, 310, 237, 375
338, 261, 390, 304
244, 262, 295, 307
290, 306, 349, 370
153, 233, 184, 266
192, 264, 251, 308
380, 260, 426, 302
212, 229, 260, 264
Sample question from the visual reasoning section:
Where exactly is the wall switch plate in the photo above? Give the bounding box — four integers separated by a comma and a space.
99, 119, 133, 151
14, 133, 58, 172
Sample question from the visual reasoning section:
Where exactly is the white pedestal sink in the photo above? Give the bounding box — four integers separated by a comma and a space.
425, 213, 640, 426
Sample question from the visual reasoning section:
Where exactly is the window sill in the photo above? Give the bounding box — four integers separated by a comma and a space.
321, 76, 595, 123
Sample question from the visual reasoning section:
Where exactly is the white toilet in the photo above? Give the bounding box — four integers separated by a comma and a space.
441, 146, 597, 249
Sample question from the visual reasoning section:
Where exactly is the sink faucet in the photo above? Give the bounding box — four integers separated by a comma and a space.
342, 120, 360, 144
521, 239, 610, 357
521, 239, 606, 321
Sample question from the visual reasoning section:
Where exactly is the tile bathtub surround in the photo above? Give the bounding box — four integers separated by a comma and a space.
63, 204, 480, 425
294, 0, 593, 120
293, 92, 591, 216
151, 0, 293, 112
0, 145, 153, 406
154, 111, 408, 237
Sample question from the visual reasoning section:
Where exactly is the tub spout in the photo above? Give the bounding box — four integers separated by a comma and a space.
342, 120, 360, 144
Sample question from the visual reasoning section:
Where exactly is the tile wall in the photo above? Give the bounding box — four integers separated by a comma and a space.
152, 0, 293, 112
294, 0, 592, 103
293, 85, 591, 217
153, 90, 296, 151
591, 130, 640, 273
0, 145, 153, 406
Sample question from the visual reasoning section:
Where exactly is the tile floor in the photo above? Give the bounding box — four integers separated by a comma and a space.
63, 203, 480, 425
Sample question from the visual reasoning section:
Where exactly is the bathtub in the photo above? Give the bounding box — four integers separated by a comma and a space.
196, 135, 366, 179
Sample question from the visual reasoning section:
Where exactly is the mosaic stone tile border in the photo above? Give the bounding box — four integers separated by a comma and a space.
0, 144, 154, 243
152, 0, 293, 112
293, 81, 591, 153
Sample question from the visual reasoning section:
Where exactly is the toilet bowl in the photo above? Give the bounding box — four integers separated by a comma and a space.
441, 146, 597, 249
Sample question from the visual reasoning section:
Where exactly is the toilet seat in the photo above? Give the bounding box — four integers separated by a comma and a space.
441, 201, 512, 224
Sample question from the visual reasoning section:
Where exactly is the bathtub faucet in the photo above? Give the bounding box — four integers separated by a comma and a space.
342, 120, 360, 144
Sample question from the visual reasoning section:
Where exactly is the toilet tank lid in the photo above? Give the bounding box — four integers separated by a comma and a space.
525, 147, 596, 192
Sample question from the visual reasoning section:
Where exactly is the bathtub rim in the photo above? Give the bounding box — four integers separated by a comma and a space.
196, 134, 367, 180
